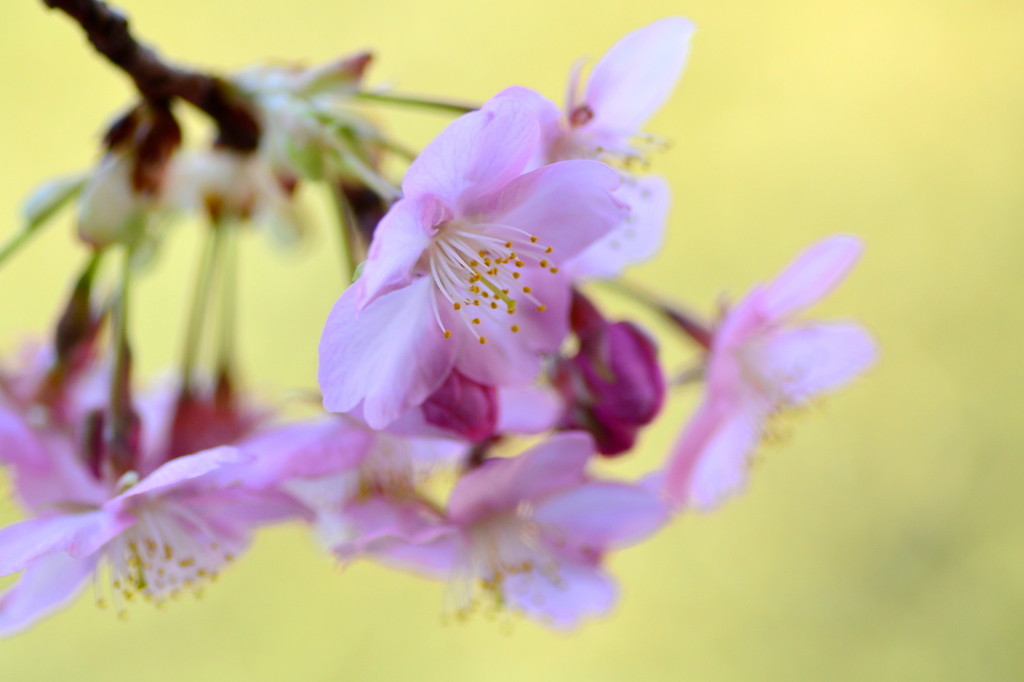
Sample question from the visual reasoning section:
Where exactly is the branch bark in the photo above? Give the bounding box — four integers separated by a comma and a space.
41, 0, 260, 151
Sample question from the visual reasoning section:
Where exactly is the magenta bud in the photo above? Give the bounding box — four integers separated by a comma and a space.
422, 370, 498, 443
557, 291, 666, 456
577, 321, 665, 429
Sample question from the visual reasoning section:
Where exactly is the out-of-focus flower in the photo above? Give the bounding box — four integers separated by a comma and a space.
346, 432, 666, 629
232, 53, 384, 184
318, 97, 627, 428
77, 103, 182, 251
663, 236, 878, 510
238, 413, 466, 566
492, 17, 694, 279
163, 149, 310, 245
554, 290, 665, 456
0, 349, 293, 635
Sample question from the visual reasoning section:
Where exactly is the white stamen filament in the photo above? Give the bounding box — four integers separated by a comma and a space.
425, 219, 558, 339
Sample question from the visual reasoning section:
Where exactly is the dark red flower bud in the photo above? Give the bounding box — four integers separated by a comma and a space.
421, 370, 498, 443
557, 291, 666, 456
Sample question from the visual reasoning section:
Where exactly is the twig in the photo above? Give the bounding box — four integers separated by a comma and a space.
40, 0, 260, 151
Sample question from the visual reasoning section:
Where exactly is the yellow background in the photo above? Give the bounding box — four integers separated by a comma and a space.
2, 0, 1023, 679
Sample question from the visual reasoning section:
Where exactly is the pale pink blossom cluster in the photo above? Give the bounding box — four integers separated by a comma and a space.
0, 17, 876, 635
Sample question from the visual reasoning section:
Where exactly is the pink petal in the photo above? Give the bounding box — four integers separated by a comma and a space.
371, 533, 462, 579
503, 561, 617, 630
448, 432, 593, 524
114, 445, 246, 502
496, 385, 564, 435
584, 17, 696, 133
0, 552, 97, 637
453, 268, 570, 387
534, 481, 667, 550
402, 99, 539, 213
237, 417, 374, 488
564, 174, 671, 279
0, 511, 128, 576
356, 194, 448, 310
319, 278, 458, 428
762, 235, 864, 320
671, 400, 764, 511
0, 406, 48, 473
487, 86, 563, 170
486, 160, 627, 262
754, 322, 878, 406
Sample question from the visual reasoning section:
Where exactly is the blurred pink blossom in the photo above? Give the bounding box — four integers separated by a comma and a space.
663, 236, 878, 510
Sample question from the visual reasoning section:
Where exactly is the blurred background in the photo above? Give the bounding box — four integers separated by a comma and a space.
1, 0, 1023, 679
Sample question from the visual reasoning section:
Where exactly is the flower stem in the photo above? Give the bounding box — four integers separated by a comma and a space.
180, 223, 224, 394
215, 227, 237, 378
329, 184, 362, 282
107, 246, 139, 476
0, 229, 36, 270
599, 278, 714, 350
353, 91, 479, 114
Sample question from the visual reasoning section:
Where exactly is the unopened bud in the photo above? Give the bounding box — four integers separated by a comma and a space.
77, 152, 149, 248
422, 370, 498, 443
557, 291, 666, 456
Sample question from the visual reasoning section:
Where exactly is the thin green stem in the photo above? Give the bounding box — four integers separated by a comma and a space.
107, 247, 137, 476
215, 227, 237, 376
0, 229, 35, 269
353, 91, 479, 114
180, 224, 224, 393
329, 184, 362, 282
598, 278, 714, 350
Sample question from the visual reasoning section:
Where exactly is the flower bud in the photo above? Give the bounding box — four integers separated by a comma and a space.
556, 291, 666, 456
421, 370, 498, 443
77, 103, 181, 249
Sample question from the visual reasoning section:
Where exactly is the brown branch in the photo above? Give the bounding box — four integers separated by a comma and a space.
41, 0, 260, 151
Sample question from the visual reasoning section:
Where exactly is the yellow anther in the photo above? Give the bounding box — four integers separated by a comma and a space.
511, 325, 520, 332
470, 260, 479, 267
479, 337, 487, 345
530, 236, 539, 243
453, 302, 462, 310
545, 246, 553, 253
505, 241, 513, 248
472, 318, 481, 325
515, 260, 524, 267
512, 272, 521, 279
481, 291, 490, 298
537, 305, 547, 312
522, 286, 532, 294
478, 250, 487, 257
473, 300, 480, 305
539, 260, 548, 268
550, 267, 559, 274
444, 330, 452, 339
490, 302, 498, 309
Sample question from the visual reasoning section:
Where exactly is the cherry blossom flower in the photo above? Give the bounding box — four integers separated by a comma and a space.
318, 97, 627, 428
491, 17, 695, 278
310, 432, 666, 629
0, 353, 295, 636
240, 413, 467, 573
663, 236, 878, 510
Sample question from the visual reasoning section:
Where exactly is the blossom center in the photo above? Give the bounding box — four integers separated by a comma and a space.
101, 501, 238, 611
425, 219, 557, 343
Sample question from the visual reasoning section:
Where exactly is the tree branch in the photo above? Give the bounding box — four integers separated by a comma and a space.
41, 0, 261, 151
